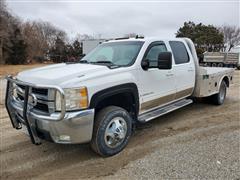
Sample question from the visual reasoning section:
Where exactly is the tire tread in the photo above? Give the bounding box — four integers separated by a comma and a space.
90, 106, 130, 156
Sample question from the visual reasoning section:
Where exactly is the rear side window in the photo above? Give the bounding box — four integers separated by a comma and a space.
169, 41, 189, 64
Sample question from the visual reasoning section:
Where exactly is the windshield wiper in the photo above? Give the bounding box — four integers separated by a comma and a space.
93, 60, 114, 64
92, 60, 120, 68
79, 60, 120, 68
80, 60, 113, 64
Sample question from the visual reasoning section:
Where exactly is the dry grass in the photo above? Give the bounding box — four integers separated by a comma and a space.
0, 63, 50, 77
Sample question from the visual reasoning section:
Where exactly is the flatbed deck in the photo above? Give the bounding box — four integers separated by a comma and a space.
193, 67, 234, 97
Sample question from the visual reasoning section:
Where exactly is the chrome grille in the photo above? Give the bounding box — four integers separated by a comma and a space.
18, 84, 48, 96
16, 84, 54, 114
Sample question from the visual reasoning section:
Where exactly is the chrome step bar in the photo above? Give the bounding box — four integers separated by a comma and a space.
138, 99, 193, 122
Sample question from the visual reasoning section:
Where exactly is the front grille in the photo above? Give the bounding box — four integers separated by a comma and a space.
32, 88, 48, 96
35, 102, 49, 113
18, 84, 48, 96
18, 84, 25, 89
16, 84, 51, 114
18, 94, 24, 101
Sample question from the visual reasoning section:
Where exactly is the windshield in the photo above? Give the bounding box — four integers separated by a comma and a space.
81, 41, 144, 66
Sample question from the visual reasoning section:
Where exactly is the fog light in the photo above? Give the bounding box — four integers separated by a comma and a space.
59, 135, 70, 141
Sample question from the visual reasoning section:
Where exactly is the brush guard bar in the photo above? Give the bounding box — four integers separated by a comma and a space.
5, 75, 66, 145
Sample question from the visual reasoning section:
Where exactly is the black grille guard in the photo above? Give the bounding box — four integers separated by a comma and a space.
5, 75, 66, 145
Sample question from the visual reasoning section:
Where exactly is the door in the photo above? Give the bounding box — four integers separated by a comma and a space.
169, 41, 195, 99
139, 42, 176, 112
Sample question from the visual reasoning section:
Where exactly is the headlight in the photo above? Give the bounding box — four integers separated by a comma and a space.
55, 87, 88, 111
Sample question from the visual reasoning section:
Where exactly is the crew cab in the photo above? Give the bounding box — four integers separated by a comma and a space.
5, 37, 234, 156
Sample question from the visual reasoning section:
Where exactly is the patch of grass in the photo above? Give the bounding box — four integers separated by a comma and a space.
0, 63, 51, 77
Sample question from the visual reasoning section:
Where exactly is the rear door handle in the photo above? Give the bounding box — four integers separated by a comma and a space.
166, 74, 174, 77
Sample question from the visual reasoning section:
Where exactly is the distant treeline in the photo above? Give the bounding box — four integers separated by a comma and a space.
176, 21, 240, 58
0, 0, 96, 65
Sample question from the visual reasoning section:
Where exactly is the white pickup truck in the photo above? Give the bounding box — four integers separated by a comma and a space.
5, 37, 234, 156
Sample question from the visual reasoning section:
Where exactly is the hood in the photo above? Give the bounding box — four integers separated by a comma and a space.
17, 63, 109, 85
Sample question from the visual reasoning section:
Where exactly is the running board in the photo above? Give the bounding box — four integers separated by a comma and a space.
138, 99, 193, 122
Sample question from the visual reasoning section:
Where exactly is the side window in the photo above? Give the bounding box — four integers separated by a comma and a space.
145, 44, 167, 67
169, 41, 189, 64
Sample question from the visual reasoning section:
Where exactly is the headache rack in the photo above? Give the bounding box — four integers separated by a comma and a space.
5, 75, 66, 145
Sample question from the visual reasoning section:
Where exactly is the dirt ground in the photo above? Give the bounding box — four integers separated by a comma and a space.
0, 67, 239, 179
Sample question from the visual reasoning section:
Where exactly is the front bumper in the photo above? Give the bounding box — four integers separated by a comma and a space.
5, 76, 94, 144
36, 109, 94, 144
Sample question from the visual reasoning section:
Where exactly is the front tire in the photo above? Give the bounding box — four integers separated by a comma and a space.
91, 106, 132, 157
211, 80, 227, 105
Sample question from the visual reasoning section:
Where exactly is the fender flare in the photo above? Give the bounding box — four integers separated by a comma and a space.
89, 83, 139, 115
218, 75, 230, 91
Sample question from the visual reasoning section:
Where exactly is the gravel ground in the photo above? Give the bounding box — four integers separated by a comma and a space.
108, 122, 240, 180
0, 70, 239, 180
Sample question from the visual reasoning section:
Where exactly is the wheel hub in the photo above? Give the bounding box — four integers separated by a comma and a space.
104, 117, 127, 148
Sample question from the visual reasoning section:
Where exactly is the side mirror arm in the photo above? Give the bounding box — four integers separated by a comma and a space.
141, 59, 149, 70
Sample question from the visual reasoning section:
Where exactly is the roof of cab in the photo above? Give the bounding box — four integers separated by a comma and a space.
105, 37, 185, 44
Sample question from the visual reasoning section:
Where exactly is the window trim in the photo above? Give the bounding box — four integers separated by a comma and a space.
141, 41, 168, 70
169, 41, 190, 65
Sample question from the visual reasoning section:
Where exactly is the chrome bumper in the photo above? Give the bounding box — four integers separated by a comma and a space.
35, 109, 94, 144
5, 75, 95, 144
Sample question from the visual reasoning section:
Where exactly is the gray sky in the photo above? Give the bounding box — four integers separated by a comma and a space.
7, 0, 240, 39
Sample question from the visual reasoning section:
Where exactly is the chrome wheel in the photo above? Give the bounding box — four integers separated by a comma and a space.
104, 117, 127, 148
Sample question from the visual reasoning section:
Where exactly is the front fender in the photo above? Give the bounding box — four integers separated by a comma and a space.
89, 83, 140, 115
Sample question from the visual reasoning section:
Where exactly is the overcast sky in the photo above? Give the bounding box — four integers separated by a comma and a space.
6, 0, 240, 39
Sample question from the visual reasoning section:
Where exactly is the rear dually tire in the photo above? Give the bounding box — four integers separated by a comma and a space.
211, 80, 227, 105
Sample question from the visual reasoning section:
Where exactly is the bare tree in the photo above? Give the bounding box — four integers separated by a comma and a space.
0, 0, 7, 12
0, 0, 70, 64
0, 0, 24, 64
220, 25, 240, 51
21, 20, 67, 62
31, 21, 67, 48
21, 21, 47, 62
76, 34, 94, 41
